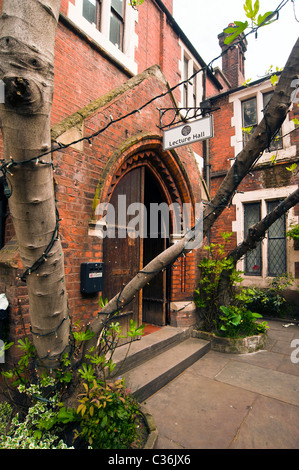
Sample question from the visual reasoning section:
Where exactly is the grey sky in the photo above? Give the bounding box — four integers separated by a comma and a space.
173, 0, 298, 80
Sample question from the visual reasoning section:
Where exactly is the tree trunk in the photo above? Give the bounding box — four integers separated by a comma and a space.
217, 188, 299, 306
0, 0, 70, 368
83, 37, 299, 358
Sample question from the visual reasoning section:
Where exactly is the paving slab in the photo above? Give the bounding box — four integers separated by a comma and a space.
215, 360, 299, 406
230, 395, 299, 449
140, 320, 299, 449
143, 368, 257, 449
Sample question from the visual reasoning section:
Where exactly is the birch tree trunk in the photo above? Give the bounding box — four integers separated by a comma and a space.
0, 0, 70, 368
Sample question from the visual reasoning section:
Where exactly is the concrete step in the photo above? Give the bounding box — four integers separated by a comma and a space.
122, 337, 210, 402
111, 325, 193, 376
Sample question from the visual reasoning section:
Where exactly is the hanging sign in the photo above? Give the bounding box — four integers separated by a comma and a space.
163, 115, 213, 151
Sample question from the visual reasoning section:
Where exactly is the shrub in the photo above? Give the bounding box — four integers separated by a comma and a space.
194, 233, 243, 332
1, 317, 145, 449
194, 233, 268, 337
218, 305, 268, 338
242, 274, 295, 318
58, 378, 142, 449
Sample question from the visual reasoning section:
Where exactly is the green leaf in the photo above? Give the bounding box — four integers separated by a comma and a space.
244, 0, 260, 20
230, 315, 242, 326
251, 312, 263, 318
286, 163, 297, 173
224, 21, 248, 44
270, 74, 278, 86
219, 305, 229, 315
257, 11, 276, 27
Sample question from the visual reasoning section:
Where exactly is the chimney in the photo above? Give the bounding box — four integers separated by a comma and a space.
218, 25, 248, 89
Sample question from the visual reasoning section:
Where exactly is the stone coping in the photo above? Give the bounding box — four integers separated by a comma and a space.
192, 329, 267, 354
139, 404, 158, 449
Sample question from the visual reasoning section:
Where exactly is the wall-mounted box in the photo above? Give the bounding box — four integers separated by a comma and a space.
80, 262, 104, 294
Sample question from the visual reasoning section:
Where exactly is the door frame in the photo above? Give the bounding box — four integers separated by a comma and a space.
90, 137, 196, 327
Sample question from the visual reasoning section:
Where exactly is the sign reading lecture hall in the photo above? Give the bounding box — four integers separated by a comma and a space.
163, 115, 213, 151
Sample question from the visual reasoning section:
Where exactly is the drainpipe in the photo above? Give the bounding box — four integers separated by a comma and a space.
202, 68, 210, 193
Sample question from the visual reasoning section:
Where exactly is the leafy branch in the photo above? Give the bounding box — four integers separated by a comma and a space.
224, 0, 278, 44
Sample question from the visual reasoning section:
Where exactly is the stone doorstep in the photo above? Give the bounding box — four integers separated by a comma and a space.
122, 337, 211, 403
111, 325, 193, 376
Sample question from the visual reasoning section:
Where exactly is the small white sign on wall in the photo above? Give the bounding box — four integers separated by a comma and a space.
163, 115, 213, 151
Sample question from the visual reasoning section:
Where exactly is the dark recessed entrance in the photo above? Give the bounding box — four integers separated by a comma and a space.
102, 164, 171, 335
142, 167, 170, 326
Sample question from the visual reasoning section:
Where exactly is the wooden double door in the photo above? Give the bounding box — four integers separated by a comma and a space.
103, 165, 170, 335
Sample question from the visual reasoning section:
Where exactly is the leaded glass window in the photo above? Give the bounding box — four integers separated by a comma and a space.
267, 200, 286, 276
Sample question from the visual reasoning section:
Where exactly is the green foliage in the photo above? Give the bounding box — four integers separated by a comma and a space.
218, 305, 267, 338
0, 380, 71, 449
0, 314, 145, 449
224, 0, 276, 44
286, 223, 299, 241
1, 338, 36, 387
241, 274, 296, 318
69, 378, 142, 449
194, 233, 243, 331
286, 163, 298, 173
0, 401, 12, 436
129, 0, 144, 8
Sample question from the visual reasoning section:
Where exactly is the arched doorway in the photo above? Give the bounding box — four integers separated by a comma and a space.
96, 141, 196, 335
102, 163, 171, 334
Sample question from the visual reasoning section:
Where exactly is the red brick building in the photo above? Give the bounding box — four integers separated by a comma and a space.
206, 32, 299, 300
0, 0, 226, 354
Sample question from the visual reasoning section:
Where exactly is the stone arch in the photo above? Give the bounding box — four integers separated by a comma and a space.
91, 133, 195, 223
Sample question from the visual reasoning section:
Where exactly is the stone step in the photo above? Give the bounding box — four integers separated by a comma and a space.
111, 325, 193, 376
122, 337, 210, 402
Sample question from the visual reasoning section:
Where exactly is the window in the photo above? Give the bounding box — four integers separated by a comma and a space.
110, 0, 124, 49
263, 91, 283, 151
82, 0, 101, 27
241, 93, 283, 150
182, 57, 189, 108
244, 199, 286, 277
267, 200, 286, 276
179, 51, 201, 115
242, 97, 257, 145
244, 203, 262, 276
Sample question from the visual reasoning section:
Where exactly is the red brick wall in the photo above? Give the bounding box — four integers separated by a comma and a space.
52, 71, 202, 325
0, 0, 220, 354
52, 20, 131, 126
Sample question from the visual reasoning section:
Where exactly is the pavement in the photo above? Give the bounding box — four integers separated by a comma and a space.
142, 319, 299, 449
